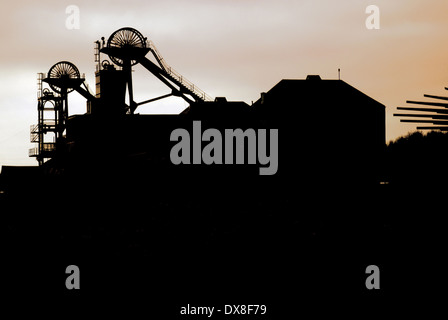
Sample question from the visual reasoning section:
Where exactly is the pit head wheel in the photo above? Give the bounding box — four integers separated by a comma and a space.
47, 61, 80, 93
106, 27, 147, 66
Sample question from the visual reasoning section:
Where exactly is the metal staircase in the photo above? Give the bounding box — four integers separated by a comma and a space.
30, 62, 91, 165
147, 40, 212, 102
100, 27, 213, 113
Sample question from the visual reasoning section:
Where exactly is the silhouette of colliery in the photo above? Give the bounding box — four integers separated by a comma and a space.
1, 28, 392, 300
1, 27, 386, 196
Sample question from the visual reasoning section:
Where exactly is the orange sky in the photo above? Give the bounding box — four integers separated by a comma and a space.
1, 0, 448, 166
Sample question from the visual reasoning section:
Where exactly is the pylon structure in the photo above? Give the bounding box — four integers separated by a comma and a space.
30, 27, 213, 166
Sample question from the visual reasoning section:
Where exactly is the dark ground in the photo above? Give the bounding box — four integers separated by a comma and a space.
1, 171, 445, 317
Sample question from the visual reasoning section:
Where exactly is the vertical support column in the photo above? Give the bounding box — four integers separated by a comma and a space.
94, 41, 101, 72
123, 60, 135, 114
38, 99, 44, 166
61, 87, 68, 141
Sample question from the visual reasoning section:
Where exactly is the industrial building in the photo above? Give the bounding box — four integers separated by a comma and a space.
0, 28, 390, 301
1, 27, 386, 196
252, 76, 385, 184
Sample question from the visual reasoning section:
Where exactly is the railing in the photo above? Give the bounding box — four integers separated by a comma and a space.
30, 124, 39, 134
42, 143, 56, 152
29, 147, 39, 157
148, 40, 213, 102
29, 120, 59, 144
95, 37, 212, 101
30, 124, 39, 143
30, 133, 39, 143
42, 119, 56, 127
29, 143, 56, 157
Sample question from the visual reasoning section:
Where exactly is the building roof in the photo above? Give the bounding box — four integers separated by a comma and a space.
253, 77, 385, 112
251, 75, 386, 153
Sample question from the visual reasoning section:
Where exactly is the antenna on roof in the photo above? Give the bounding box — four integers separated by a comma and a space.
338, 68, 341, 80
